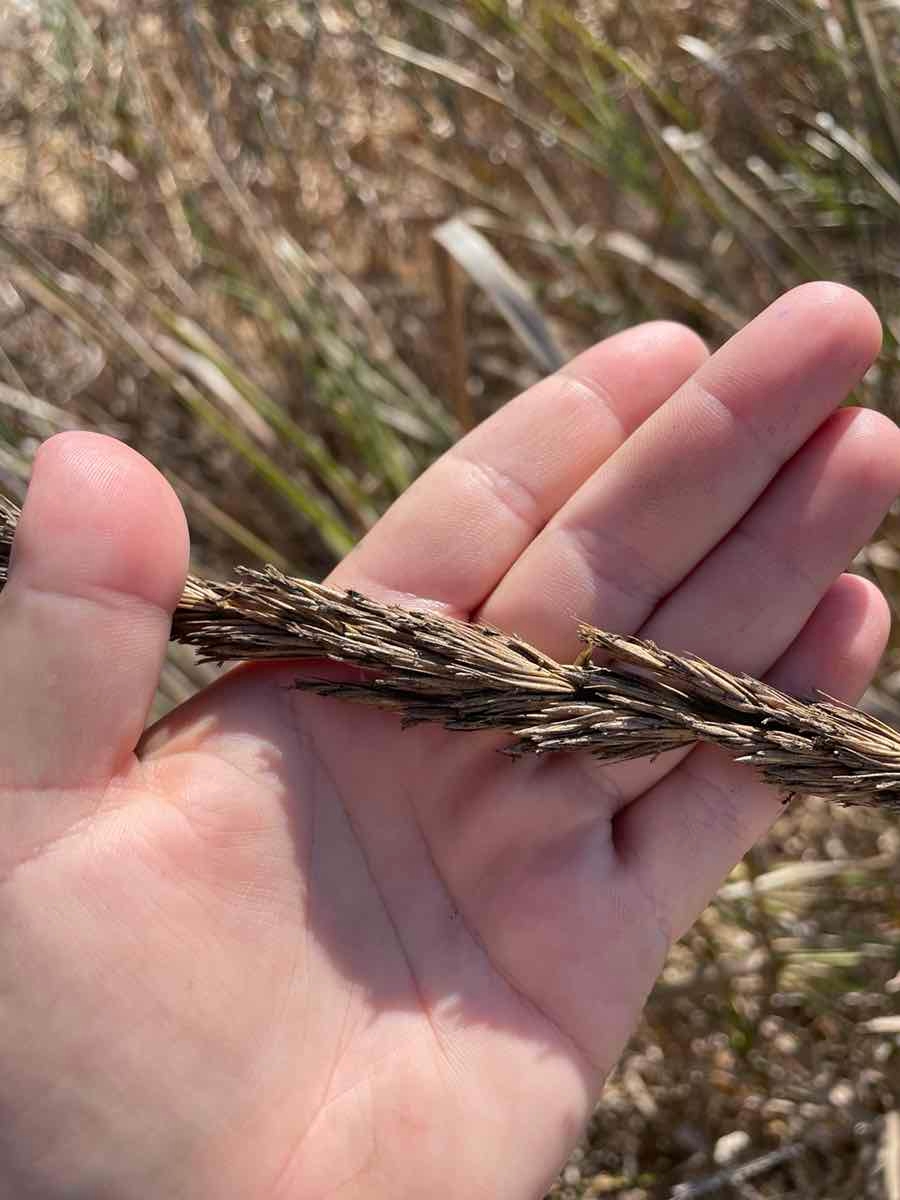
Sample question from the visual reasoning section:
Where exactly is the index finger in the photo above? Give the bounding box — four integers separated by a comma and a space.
327, 322, 707, 614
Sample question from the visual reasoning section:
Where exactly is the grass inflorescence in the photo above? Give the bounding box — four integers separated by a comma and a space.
2, 6, 900, 1191
3, 494, 898, 810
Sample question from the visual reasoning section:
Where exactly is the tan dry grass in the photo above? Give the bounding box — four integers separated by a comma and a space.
3, 5, 900, 1195
3, 494, 898, 811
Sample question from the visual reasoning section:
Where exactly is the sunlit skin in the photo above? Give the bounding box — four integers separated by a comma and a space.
0, 284, 898, 1199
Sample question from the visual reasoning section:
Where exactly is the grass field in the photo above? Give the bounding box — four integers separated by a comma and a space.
2, 2, 900, 1195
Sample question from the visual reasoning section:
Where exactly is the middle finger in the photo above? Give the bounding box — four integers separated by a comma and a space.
478, 283, 882, 658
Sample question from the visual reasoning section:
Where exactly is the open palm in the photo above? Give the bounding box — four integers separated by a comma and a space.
1, 284, 898, 1200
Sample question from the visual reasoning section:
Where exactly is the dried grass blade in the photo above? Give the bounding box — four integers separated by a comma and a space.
433, 216, 566, 373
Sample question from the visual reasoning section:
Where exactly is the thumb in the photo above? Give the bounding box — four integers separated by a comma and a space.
0, 432, 188, 790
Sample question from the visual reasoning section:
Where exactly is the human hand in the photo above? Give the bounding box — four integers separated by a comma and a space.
0, 283, 897, 1199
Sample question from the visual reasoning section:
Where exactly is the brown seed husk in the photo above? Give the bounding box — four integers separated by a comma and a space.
1, 495, 898, 809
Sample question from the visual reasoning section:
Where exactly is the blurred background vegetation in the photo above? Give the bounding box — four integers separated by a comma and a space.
3, 1, 900, 1195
